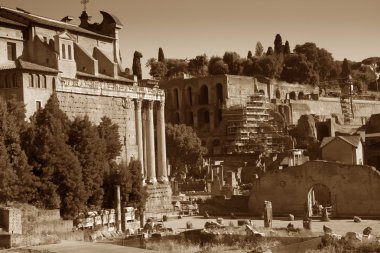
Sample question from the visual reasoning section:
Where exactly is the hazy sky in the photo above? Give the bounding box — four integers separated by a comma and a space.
1, 0, 379, 78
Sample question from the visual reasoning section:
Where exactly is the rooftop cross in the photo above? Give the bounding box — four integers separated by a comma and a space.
80, 0, 89, 11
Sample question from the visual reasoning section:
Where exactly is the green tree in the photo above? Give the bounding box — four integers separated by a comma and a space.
257, 56, 276, 78
165, 59, 188, 78
127, 160, 147, 215
208, 56, 229, 75
98, 116, 122, 162
281, 54, 315, 84
166, 124, 207, 178
283, 40, 291, 54
158, 47, 165, 63
146, 58, 167, 80
132, 51, 143, 81
25, 94, 86, 218
223, 51, 243, 75
266, 47, 274, 56
274, 34, 283, 54
255, 41, 264, 57
341, 58, 350, 79
69, 116, 108, 209
188, 54, 208, 77
247, 50, 253, 59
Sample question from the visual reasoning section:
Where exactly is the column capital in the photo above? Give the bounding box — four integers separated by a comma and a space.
134, 99, 143, 109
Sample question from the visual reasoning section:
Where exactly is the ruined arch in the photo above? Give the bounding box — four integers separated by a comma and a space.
298, 91, 305, 100
307, 183, 331, 217
199, 85, 209, 105
289, 91, 296, 100
275, 89, 281, 99
173, 88, 179, 109
187, 86, 193, 106
258, 89, 265, 95
216, 83, 223, 104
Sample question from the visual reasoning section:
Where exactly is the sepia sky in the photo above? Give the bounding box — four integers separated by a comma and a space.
1, 0, 379, 78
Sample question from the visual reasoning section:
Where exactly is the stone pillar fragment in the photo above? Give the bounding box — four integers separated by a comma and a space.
157, 101, 168, 182
115, 185, 122, 232
146, 101, 156, 184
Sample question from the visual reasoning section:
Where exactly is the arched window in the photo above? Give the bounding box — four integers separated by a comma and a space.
0, 74, 3, 89
37, 75, 41, 88
173, 88, 179, 109
33, 74, 38, 88
199, 85, 209, 105
52, 77, 56, 91
62, 44, 66, 59
5, 74, 11, 88
289, 91, 296, 100
68, 45, 72, 60
12, 73, 18, 87
40, 75, 47, 88
187, 86, 193, 106
28, 74, 33, 87
216, 83, 223, 104
298, 91, 305, 100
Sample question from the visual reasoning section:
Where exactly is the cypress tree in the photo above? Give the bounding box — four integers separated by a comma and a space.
255, 42, 264, 57
283, 40, 291, 54
266, 47, 274, 56
158, 47, 165, 63
247, 50, 253, 59
274, 34, 283, 54
132, 51, 143, 81
341, 58, 351, 79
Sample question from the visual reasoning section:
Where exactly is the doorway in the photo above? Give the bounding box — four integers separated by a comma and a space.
307, 184, 331, 217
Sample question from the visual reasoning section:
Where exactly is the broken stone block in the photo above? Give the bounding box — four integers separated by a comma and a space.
323, 225, 333, 234
186, 221, 193, 229
288, 214, 294, 221
216, 217, 224, 225
344, 232, 362, 242
353, 216, 362, 223
321, 207, 330, 222
363, 226, 372, 236
303, 218, 312, 230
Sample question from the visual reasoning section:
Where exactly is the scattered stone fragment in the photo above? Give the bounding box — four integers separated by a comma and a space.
344, 232, 362, 242
353, 216, 362, 223
245, 224, 265, 237
303, 218, 312, 230
323, 225, 333, 234
186, 221, 193, 229
216, 217, 224, 225
363, 226, 372, 236
321, 207, 330, 222
288, 214, 294, 221
204, 221, 223, 229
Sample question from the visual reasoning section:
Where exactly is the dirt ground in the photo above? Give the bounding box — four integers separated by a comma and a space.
163, 215, 380, 237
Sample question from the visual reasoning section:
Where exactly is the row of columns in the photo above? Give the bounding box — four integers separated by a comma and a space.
135, 99, 168, 184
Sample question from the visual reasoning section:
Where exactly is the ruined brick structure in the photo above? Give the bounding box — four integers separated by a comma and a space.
0, 7, 171, 213
160, 75, 380, 154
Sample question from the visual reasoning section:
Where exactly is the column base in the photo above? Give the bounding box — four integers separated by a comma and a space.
157, 176, 169, 184
146, 177, 157, 185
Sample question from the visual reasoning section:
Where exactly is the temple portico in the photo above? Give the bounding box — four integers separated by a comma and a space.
134, 98, 168, 185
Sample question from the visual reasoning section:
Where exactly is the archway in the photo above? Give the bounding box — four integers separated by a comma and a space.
289, 91, 296, 100
307, 184, 332, 217
199, 85, 209, 105
216, 83, 223, 104
298, 91, 305, 100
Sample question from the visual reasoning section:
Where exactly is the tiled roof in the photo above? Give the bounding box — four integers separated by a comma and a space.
0, 16, 26, 27
320, 135, 361, 148
0, 7, 113, 40
0, 59, 59, 73
77, 71, 134, 83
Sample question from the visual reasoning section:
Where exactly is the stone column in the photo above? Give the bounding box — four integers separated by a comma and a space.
115, 185, 122, 232
146, 100, 157, 184
157, 101, 168, 182
135, 99, 144, 179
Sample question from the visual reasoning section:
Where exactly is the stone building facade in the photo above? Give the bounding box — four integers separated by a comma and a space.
0, 7, 170, 192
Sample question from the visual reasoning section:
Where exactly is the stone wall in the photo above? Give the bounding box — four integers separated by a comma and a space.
0, 208, 22, 234
248, 161, 380, 217
57, 92, 138, 162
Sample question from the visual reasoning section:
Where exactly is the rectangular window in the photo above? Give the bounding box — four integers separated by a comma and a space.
68, 45, 72, 60
36, 101, 42, 111
7, 42, 16, 61
62, 44, 66, 59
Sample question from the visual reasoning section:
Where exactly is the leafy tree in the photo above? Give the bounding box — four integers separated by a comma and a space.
274, 34, 283, 54
166, 124, 207, 178
165, 59, 188, 78
98, 116, 122, 162
266, 47, 274, 56
25, 94, 86, 218
223, 52, 242, 75
281, 54, 315, 84
247, 50, 253, 59
146, 58, 167, 80
132, 51, 143, 81
127, 160, 147, 215
257, 56, 276, 78
158, 47, 165, 63
208, 56, 229, 75
283, 40, 291, 54
341, 58, 351, 79
188, 54, 208, 77
255, 42, 264, 57
69, 116, 108, 209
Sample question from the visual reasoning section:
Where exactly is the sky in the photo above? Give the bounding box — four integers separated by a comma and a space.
1, 0, 379, 78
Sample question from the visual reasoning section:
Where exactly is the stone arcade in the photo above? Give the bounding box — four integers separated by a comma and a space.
0, 6, 171, 213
